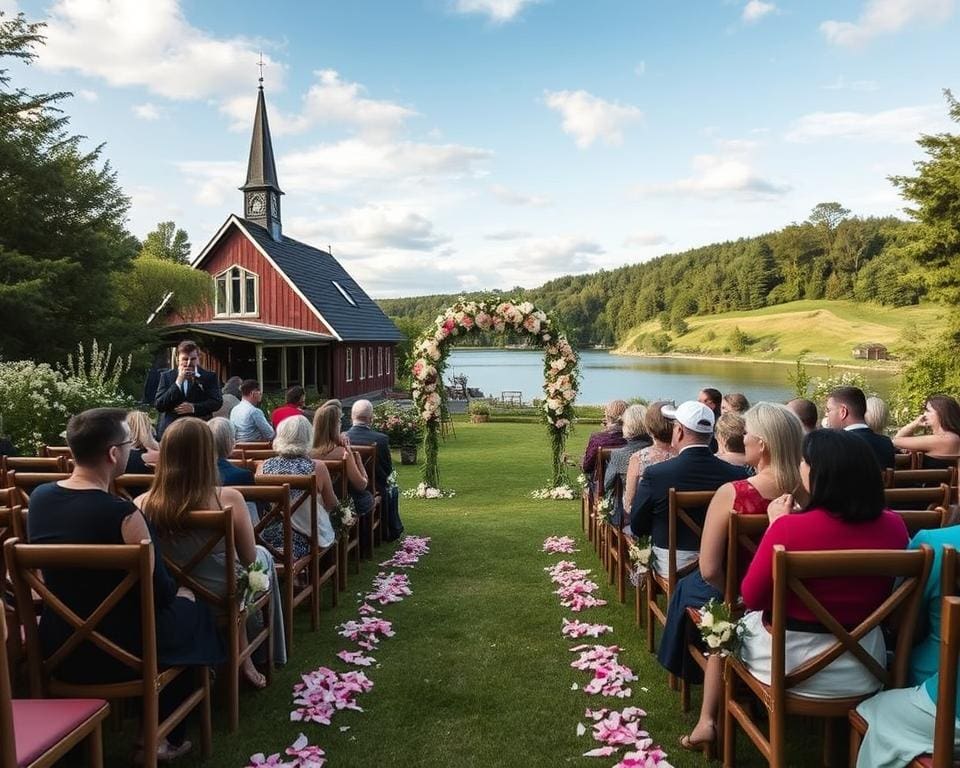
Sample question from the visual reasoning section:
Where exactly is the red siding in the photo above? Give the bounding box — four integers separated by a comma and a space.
332, 343, 396, 398
181, 226, 333, 335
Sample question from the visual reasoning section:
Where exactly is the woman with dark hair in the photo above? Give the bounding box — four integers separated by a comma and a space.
736, 430, 908, 697
893, 394, 960, 468
698, 388, 723, 419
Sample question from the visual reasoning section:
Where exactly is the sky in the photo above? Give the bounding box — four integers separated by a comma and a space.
3, 0, 959, 298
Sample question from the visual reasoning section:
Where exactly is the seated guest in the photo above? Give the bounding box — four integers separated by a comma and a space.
582, 400, 629, 478
125, 410, 159, 474
28, 408, 223, 761
271, 386, 306, 429
854, 496, 960, 767
603, 404, 651, 527
323, 399, 351, 433
738, 430, 908, 699
207, 417, 254, 487
865, 396, 890, 435
230, 379, 276, 443
787, 397, 819, 434
310, 404, 375, 527
721, 393, 750, 415
666, 403, 804, 754
825, 386, 896, 469
213, 376, 242, 419
698, 388, 723, 420
893, 394, 960, 468
714, 412, 748, 467
0, 435, 17, 456
346, 399, 404, 541
629, 401, 749, 578
137, 417, 285, 678
624, 400, 676, 512
258, 415, 339, 558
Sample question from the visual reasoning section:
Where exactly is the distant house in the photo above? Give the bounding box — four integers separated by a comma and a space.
162, 84, 403, 400
852, 343, 889, 361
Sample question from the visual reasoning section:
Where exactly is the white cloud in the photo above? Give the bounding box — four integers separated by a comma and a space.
623, 231, 668, 248
641, 148, 789, 200
820, 0, 954, 48
76, 89, 98, 102
742, 1, 777, 23
220, 69, 416, 138
177, 160, 244, 207
484, 229, 532, 241
514, 236, 605, 271
489, 184, 550, 207
133, 102, 161, 120
452, 0, 540, 23
543, 89, 643, 148
0, 0, 19, 14
822, 76, 880, 92
302, 204, 451, 252
785, 105, 946, 143
37, 0, 278, 100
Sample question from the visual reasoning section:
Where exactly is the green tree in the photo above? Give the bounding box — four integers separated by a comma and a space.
0, 12, 135, 362
141, 221, 191, 264
889, 90, 960, 306
808, 202, 851, 231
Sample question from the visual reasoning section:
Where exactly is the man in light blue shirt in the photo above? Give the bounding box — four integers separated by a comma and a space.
230, 379, 276, 442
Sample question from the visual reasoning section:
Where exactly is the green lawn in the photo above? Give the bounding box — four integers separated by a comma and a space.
101, 420, 823, 767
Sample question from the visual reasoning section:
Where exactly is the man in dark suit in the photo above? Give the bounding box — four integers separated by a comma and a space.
346, 399, 403, 541
825, 386, 896, 469
154, 340, 223, 438
629, 401, 749, 566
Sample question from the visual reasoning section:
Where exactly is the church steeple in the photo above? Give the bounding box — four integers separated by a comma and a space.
241, 79, 284, 242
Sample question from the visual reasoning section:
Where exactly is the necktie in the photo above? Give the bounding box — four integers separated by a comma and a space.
182, 380, 189, 397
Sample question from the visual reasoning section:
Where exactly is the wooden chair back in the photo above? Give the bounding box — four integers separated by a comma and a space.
0, 596, 18, 767
0, 457, 67, 489
321, 459, 348, 499
41, 446, 73, 460
4, 538, 212, 765
941, 545, 960, 600
724, 512, 770, 604
4, 472, 71, 508
236, 442, 272, 451
112, 473, 155, 501
724, 545, 932, 768
885, 467, 957, 491
930, 596, 960, 768
885, 484, 951, 512
1, 505, 27, 676
156, 508, 272, 732
894, 452, 915, 470
351, 445, 383, 557
243, 449, 278, 463
666, 489, 716, 591
892, 508, 950, 537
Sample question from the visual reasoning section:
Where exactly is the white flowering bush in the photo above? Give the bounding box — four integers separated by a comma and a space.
0, 341, 134, 455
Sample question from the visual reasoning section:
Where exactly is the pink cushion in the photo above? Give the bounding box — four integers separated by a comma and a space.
12, 698, 107, 766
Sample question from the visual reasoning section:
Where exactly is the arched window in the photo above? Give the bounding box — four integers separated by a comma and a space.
214, 265, 259, 317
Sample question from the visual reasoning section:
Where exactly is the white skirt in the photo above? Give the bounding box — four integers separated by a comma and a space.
652, 545, 698, 580
738, 610, 886, 699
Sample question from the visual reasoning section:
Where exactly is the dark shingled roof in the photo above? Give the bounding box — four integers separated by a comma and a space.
164, 320, 335, 344
241, 87, 282, 193
241, 219, 405, 343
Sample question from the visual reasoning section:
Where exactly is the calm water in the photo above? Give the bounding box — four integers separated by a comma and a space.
446, 348, 898, 406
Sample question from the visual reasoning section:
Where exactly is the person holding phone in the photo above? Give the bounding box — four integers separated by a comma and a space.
154, 339, 223, 438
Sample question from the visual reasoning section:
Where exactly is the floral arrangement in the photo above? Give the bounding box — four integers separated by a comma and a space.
627, 536, 655, 587
238, 560, 271, 610
371, 401, 422, 448
531, 485, 576, 500
402, 482, 456, 499
385, 470, 398, 489
697, 598, 747, 657
409, 297, 579, 492
329, 496, 357, 534
575, 473, 590, 494
597, 496, 613, 520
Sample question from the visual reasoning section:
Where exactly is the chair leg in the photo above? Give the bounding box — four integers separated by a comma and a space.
680, 677, 690, 712
143, 688, 159, 768
284, 573, 294, 657
645, 581, 655, 653
723, 665, 736, 768
848, 719, 864, 768
199, 666, 212, 759
228, 623, 240, 732
86, 723, 104, 768
311, 555, 320, 630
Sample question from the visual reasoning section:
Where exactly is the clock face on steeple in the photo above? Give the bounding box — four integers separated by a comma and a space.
247, 192, 266, 218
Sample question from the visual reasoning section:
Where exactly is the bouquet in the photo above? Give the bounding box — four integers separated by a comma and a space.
330, 496, 357, 534
627, 535, 655, 587
385, 470, 398, 489
239, 560, 271, 610
596, 496, 613, 521
697, 598, 747, 658
574, 473, 590, 494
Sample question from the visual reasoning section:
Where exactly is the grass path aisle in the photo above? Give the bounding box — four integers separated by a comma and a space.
175, 420, 785, 767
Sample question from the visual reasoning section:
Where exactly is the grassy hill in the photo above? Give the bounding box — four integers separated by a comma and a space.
619, 299, 949, 365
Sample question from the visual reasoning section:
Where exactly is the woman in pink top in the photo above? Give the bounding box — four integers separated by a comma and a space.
738, 429, 908, 699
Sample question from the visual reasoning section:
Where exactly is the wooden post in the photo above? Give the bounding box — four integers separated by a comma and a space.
256, 344, 264, 386
281, 347, 288, 390
300, 347, 306, 387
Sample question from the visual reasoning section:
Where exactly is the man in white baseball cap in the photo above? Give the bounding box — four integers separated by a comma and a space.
661, 401, 716, 436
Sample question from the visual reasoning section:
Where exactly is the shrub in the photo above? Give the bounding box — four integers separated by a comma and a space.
372, 400, 422, 447
468, 401, 491, 416
730, 326, 749, 353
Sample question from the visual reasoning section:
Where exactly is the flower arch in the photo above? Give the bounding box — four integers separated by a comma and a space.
410, 298, 580, 494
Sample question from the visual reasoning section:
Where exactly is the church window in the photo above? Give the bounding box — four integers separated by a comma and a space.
359, 346, 366, 379
345, 348, 353, 382
214, 265, 259, 317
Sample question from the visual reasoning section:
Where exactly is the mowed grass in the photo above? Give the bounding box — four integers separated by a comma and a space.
102, 421, 820, 767
622, 299, 948, 364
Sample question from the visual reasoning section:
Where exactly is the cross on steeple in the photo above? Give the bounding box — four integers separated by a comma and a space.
257, 51, 266, 86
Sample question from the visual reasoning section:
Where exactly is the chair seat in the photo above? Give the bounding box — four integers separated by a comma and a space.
13, 698, 109, 766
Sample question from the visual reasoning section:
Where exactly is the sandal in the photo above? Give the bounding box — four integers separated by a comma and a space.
242, 662, 268, 689
679, 724, 716, 760
133, 739, 192, 763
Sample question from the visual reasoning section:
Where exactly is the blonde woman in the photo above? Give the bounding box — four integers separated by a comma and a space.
258, 415, 339, 558
136, 417, 282, 685
125, 410, 159, 474
714, 412, 748, 467
310, 405, 375, 519
667, 403, 804, 756
865, 396, 890, 436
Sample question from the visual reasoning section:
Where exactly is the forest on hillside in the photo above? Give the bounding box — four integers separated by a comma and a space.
378, 203, 925, 349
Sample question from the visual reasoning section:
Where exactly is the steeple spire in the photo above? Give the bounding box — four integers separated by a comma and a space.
240, 68, 283, 241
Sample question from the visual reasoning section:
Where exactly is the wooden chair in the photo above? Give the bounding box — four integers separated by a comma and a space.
157, 508, 272, 732
593, 448, 617, 563
40, 447, 73, 461
112, 474, 155, 502
723, 545, 933, 768
253, 475, 338, 643
604, 475, 627, 604
352, 445, 383, 557
0, 459, 67, 490
892, 508, 951, 537
1, 506, 27, 679
895, 452, 916, 470
242, 450, 278, 464
235, 442, 272, 452
886, 485, 952, 513
646, 489, 716, 654
5, 539, 213, 768
4, 474, 71, 509
886, 468, 958, 494
321, 460, 359, 591
0, 604, 110, 768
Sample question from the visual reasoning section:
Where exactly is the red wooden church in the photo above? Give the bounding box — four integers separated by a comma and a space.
163, 84, 404, 400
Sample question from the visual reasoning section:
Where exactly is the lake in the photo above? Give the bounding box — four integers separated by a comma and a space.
445, 348, 899, 406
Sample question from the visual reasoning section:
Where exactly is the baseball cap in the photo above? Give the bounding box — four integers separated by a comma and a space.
661, 401, 715, 434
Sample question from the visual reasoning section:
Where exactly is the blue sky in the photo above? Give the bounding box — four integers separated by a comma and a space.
4, 0, 959, 297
